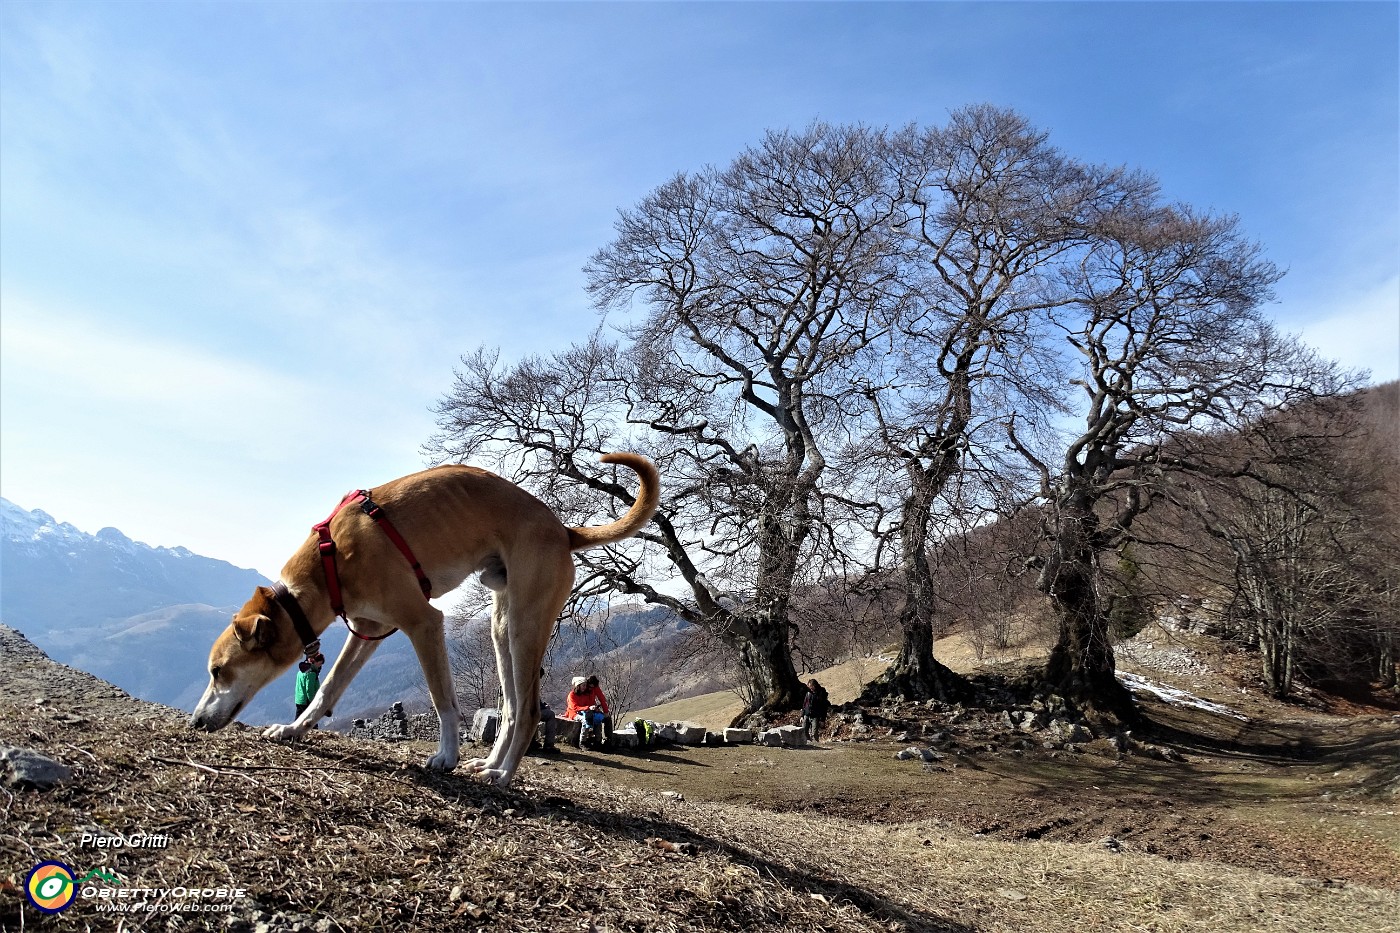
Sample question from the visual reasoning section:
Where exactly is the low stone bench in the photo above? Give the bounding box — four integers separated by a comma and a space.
757, 724, 806, 747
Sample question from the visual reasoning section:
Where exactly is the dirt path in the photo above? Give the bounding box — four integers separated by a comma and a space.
549, 699, 1400, 890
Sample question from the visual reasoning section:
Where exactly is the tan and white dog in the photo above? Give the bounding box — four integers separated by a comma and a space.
191, 453, 659, 786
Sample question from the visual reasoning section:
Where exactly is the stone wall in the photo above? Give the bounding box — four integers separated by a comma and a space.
347, 702, 444, 742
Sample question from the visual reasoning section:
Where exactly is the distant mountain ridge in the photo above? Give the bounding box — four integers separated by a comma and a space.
1, 497, 267, 626
0, 496, 299, 721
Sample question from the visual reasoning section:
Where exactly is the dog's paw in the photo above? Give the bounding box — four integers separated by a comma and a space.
262, 723, 305, 741
425, 749, 459, 771
463, 757, 490, 773
472, 768, 513, 787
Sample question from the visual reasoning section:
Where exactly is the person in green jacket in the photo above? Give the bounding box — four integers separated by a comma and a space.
294, 651, 325, 722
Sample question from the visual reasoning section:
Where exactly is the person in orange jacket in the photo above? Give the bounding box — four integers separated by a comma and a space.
564, 675, 611, 746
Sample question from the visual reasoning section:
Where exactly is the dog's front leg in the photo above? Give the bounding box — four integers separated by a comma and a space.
403, 611, 461, 771
263, 633, 382, 741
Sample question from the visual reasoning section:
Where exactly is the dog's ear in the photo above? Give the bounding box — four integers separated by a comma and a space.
233, 613, 274, 651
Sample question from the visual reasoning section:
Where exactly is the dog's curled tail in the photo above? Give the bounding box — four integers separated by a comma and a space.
567, 453, 661, 552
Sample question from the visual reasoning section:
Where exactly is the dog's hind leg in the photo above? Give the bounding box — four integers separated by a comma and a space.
463, 588, 512, 776
400, 603, 462, 771
264, 630, 383, 741
472, 552, 571, 787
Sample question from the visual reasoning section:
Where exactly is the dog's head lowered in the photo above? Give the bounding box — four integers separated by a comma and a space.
190, 586, 297, 731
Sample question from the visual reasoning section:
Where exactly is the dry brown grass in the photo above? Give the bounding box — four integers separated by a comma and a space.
3, 625, 1397, 932
5, 712, 1397, 933
634, 655, 895, 731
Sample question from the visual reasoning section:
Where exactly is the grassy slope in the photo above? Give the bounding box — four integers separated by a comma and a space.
633, 655, 896, 729
631, 630, 1047, 729
3, 624, 1398, 932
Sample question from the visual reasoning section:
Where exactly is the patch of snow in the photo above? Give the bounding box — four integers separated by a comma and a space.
1118, 671, 1248, 721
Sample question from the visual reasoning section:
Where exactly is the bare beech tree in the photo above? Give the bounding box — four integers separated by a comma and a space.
1006, 201, 1342, 717
432, 124, 908, 717
579, 123, 912, 716
853, 106, 1140, 702
447, 614, 503, 712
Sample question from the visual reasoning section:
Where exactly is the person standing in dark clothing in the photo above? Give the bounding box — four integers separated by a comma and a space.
802, 678, 830, 741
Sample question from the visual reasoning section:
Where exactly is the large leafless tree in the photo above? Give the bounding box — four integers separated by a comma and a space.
854, 106, 1141, 702
434, 124, 907, 716
583, 123, 911, 715
1006, 201, 1337, 716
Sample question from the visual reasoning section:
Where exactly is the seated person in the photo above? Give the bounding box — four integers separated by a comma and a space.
564, 675, 612, 745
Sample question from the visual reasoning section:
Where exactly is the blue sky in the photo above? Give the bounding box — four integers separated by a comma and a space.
2, 1, 1396, 580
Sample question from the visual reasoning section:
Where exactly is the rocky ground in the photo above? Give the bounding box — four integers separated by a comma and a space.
2, 622, 1398, 932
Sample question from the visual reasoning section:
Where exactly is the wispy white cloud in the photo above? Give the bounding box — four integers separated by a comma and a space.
1290, 275, 1400, 385
1, 294, 310, 445
0, 292, 437, 576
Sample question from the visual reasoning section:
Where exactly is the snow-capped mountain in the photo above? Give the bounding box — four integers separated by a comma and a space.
0, 497, 289, 718
1, 498, 264, 625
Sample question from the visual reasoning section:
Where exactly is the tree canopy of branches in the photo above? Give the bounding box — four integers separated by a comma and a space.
432, 124, 908, 717
429, 105, 1369, 723
1007, 200, 1357, 716
852, 106, 1140, 703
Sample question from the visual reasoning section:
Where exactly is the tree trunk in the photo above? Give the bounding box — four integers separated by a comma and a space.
1378, 631, 1397, 692
1040, 500, 1134, 720
732, 611, 806, 714
725, 493, 813, 719
862, 488, 968, 703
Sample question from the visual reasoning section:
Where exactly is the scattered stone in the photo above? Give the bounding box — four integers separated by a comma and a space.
471, 708, 500, 745
1051, 720, 1094, 744
757, 725, 807, 748
347, 701, 445, 743
666, 721, 707, 745
1, 745, 71, 790
723, 727, 754, 744
554, 717, 582, 747
775, 725, 807, 748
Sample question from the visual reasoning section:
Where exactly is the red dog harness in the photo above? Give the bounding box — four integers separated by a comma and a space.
314, 489, 432, 641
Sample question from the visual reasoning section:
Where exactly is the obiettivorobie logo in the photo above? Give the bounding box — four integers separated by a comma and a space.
24, 861, 122, 914
23, 858, 247, 917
